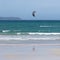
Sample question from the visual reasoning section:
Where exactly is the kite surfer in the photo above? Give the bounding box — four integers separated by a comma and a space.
32, 11, 36, 17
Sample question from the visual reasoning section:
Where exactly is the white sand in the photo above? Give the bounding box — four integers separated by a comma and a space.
0, 44, 59, 60
51, 48, 60, 56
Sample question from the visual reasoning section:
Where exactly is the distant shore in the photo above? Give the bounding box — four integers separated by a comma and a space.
0, 17, 21, 20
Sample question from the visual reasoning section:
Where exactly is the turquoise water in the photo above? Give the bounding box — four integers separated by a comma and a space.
0, 20, 60, 42
0, 20, 60, 34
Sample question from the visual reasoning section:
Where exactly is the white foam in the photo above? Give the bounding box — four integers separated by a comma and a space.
28, 32, 60, 35
0, 33, 60, 41
0, 37, 59, 40
16, 33, 21, 35
0, 32, 60, 41
40, 26, 52, 27
2, 30, 10, 33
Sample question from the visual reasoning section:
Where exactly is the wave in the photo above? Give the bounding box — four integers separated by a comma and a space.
1, 29, 60, 36
2, 30, 10, 33
16, 32, 60, 35
0, 35, 60, 40
40, 26, 52, 27
28, 32, 60, 35
0, 32, 59, 41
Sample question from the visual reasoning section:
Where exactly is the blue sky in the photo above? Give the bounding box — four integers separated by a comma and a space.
0, 0, 60, 20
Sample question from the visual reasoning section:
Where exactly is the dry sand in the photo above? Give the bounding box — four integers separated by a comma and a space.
0, 44, 60, 60
51, 48, 60, 56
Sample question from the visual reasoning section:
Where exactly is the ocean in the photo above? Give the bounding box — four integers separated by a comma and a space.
0, 20, 60, 34
0, 20, 60, 43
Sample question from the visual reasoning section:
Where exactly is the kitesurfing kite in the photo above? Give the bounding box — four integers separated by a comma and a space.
32, 11, 36, 17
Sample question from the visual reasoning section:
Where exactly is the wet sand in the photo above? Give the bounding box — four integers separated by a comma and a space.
0, 44, 60, 60
0, 44, 60, 46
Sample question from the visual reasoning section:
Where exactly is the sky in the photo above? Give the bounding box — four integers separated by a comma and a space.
0, 0, 60, 20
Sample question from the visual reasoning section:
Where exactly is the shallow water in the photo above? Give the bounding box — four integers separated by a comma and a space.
0, 40, 60, 44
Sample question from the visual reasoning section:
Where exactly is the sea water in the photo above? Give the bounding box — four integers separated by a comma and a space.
0, 20, 60, 43
0, 20, 60, 34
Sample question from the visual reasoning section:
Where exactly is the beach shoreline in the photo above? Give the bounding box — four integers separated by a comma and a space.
0, 33, 60, 40
0, 44, 60, 46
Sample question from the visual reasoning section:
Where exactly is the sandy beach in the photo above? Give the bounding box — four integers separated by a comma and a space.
0, 34, 60, 60
0, 44, 60, 60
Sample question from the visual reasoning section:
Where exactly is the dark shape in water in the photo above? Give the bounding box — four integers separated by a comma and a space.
32, 11, 36, 17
